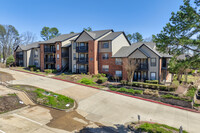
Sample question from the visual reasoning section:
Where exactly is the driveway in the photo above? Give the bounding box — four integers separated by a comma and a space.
1, 68, 200, 133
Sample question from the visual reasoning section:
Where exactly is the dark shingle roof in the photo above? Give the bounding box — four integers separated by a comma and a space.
113, 42, 172, 58
84, 29, 113, 40
99, 32, 123, 41
41, 33, 80, 44
17, 42, 40, 51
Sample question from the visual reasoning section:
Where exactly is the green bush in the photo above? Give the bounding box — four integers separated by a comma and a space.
120, 80, 127, 85
191, 70, 195, 74
6, 55, 15, 66
161, 94, 191, 102
186, 86, 197, 98
36, 69, 40, 72
30, 67, 34, 71
52, 69, 57, 73
96, 77, 108, 84
44, 69, 53, 74
101, 73, 106, 77
78, 78, 96, 85
61, 73, 65, 76
110, 87, 143, 95
28, 65, 36, 68
146, 80, 159, 84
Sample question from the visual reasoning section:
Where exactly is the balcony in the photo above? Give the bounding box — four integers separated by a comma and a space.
44, 48, 56, 53
16, 62, 24, 66
44, 58, 56, 63
76, 46, 88, 53
62, 53, 69, 58
137, 63, 148, 70
16, 54, 23, 59
76, 58, 88, 64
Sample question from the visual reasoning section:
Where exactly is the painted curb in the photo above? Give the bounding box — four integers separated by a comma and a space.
10, 68, 200, 113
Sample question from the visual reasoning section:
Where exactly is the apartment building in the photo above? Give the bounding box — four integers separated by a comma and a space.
14, 29, 172, 82
14, 42, 40, 67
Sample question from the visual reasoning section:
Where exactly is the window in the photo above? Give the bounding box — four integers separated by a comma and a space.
73, 64, 76, 71
34, 60, 39, 67
102, 53, 109, 60
102, 42, 109, 48
57, 54, 59, 59
115, 71, 122, 77
150, 72, 156, 80
57, 44, 59, 50
73, 53, 76, 60
73, 43, 76, 49
80, 65, 85, 70
57, 64, 60, 70
102, 65, 109, 72
34, 49, 38, 57
115, 58, 122, 65
151, 58, 156, 66
162, 58, 167, 68
80, 54, 85, 60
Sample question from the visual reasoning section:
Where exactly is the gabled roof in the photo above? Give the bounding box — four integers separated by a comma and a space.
40, 33, 80, 44
74, 29, 113, 41
112, 42, 172, 58
15, 42, 40, 51
99, 32, 123, 41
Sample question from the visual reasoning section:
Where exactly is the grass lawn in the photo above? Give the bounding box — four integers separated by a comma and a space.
133, 122, 188, 133
9, 85, 74, 109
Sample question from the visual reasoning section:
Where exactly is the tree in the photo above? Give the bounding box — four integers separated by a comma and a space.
125, 59, 139, 82
70, 31, 75, 34
20, 31, 37, 45
153, 0, 200, 63
6, 55, 15, 66
132, 32, 143, 42
126, 34, 133, 43
0, 24, 19, 63
83, 27, 92, 31
40, 26, 60, 41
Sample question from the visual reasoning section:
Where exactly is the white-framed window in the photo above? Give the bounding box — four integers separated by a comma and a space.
57, 64, 60, 70
102, 53, 109, 60
115, 71, 122, 77
80, 53, 85, 59
73, 43, 76, 49
150, 72, 156, 80
102, 42, 109, 48
102, 65, 109, 72
151, 58, 156, 66
73, 53, 76, 60
115, 58, 122, 65
57, 44, 59, 50
57, 54, 59, 59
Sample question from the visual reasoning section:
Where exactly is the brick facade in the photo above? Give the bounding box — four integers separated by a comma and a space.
55, 42, 62, 71
40, 44, 44, 71
88, 40, 98, 74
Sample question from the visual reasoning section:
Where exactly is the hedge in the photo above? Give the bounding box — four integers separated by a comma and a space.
110, 87, 143, 95
127, 82, 177, 91
96, 77, 108, 84
145, 80, 159, 84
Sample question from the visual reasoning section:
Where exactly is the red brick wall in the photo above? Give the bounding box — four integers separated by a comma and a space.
40, 44, 44, 71
88, 40, 98, 74
98, 52, 123, 77
56, 42, 62, 71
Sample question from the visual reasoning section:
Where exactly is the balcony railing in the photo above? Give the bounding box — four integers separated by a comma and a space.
44, 48, 56, 53
44, 58, 56, 63
76, 68, 88, 73
76, 58, 88, 64
76, 46, 88, 52
137, 63, 148, 70
62, 53, 69, 58
16, 54, 23, 59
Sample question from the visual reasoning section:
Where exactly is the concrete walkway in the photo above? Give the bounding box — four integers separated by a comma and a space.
1, 68, 200, 133
16, 91, 35, 105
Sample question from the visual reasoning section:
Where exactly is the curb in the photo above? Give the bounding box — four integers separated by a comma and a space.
10, 68, 200, 113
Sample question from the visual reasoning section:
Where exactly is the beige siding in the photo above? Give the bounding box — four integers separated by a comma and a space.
112, 34, 130, 55
23, 51, 27, 67
129, 49, 147, 59
140, 45, 160, 80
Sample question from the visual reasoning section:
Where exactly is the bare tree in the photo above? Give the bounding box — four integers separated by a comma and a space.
0, 24, 19, 63
20, 31, 37, 45
125, 59, 139, 82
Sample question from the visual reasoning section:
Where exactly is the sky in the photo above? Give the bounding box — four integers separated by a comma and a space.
0, 0, 183, 41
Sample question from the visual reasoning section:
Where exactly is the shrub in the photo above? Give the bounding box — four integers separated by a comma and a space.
120, 80, 127, 85
36, 69, 40, 72
61, 73, 65, 76
78, 78, 96, 85
161, 94, 191, 102
191, 70, 195, 74
110, 87, 143, 95
30, 67, 34, 71
44, 69, 52, 74
186, 86, 197, 98
146, 80, 159, 84
6, 55, 15, 66
96, 73, 102, 78
52, 69, 57, 73
101, 73, 106, 77
87, 72, 90, 75
28, 65, 36, 68
144, 89, 160, 97
96, 77, 108, 84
